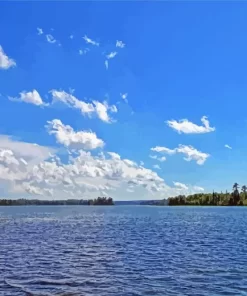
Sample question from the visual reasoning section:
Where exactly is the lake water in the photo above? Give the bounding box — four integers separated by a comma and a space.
1, 206, 247, 296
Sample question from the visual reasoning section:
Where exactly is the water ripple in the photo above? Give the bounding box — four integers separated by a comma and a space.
1, 206, 247, 295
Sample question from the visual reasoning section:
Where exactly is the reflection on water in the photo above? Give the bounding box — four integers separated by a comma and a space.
1, 206, 247, 295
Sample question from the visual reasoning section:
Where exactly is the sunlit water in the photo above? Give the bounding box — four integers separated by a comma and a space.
1, 206, 247, 296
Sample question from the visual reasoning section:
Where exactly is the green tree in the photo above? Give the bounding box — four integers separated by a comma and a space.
233, 183, 239, 191
232, 183, 240, 205
241, 185, 247, 199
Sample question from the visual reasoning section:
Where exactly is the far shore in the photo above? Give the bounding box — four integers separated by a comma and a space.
1, 184, 246, 207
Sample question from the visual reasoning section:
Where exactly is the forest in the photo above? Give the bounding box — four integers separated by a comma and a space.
0, 197, 114, 206
167, 183, 247, 206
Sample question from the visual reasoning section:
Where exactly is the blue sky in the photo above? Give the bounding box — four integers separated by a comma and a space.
0, 2, 247, 199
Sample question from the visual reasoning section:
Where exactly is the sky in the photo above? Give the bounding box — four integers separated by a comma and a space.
0, 2, 247, 200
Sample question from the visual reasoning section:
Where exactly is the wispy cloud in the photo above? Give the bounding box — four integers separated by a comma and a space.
116, 40, 125, 48
120, 93, 128, 103
167, 116, 215, 134
79, 48, 89, 55
69, 35, 74, 39
46, 34, 56, 44
37, 27, 43, 35
193, 186, 204, 192
151, 144, 210, 165
106, 51, 117, 59
151, 146, 176, 155
50, 90, 117, 123
225, 144, 232, 149
0, 45, 16, 69
149, 155, 166, 162
105, 60, 109, 70
153, 164, 161, 170
83, 35, 99, 46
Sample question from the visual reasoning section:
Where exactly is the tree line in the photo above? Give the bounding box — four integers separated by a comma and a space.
88, 196, 114, 205
0, 197, 114, 206
168, 183, 247, 206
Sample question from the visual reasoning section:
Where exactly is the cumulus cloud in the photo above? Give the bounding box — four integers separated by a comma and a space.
0, 45, 16, 69
151, 144, 209, 165
225, 144, 232, 149
9, 89, 47, 106
0, 149, 27, 183
46, 34, 56, 44
50, 90, 117, 123
173, 181, 188, 190
0, 136, 206, 200
83, 35, 99, 46
37, 27, 43, 35
116, 40, 125, 48
108, 152, 121, 160
0, 135, 55, 163
166, 116, 215, 134
46, 119, 104, 150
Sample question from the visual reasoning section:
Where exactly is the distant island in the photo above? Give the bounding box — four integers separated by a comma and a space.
0, 196, 114, 206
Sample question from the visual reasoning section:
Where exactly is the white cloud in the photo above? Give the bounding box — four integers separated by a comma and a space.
46, 34, 56, 44
120, 93, 128, 103
37, 27, 43, 35
69, 35, 74, 39
23, 183, 43, 195
116, 40, 125, 48
105, 60, 109, 70
149, 155, 166, 162
0, 135, 55, 163
151, 144, 209, 165
106, 51, 117, 59
151, 146, 176, 155
0, 45, 16, 69
176, 145, 209, 165
50, 90, 117, 123
0, 135, 206, 200
225, 144, 232, 149
79, 48, 89, 55
46, 119, 104, 150
108, 152, 121, 160
193, 186, 204, 192
166, 116, 215, 134
9, 89, 47, 106
92, 100, 116, 123
109, 105, 118, 113
173, 181, 188, 190
153, 164, 161, 170
83, 35, 99, 46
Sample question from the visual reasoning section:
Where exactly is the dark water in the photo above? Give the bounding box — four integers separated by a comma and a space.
1, 206, 247, 296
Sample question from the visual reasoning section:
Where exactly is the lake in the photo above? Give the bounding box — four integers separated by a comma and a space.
1, 206, 247, 295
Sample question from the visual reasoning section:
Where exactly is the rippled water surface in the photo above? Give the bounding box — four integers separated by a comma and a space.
1, 206, 247, 296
